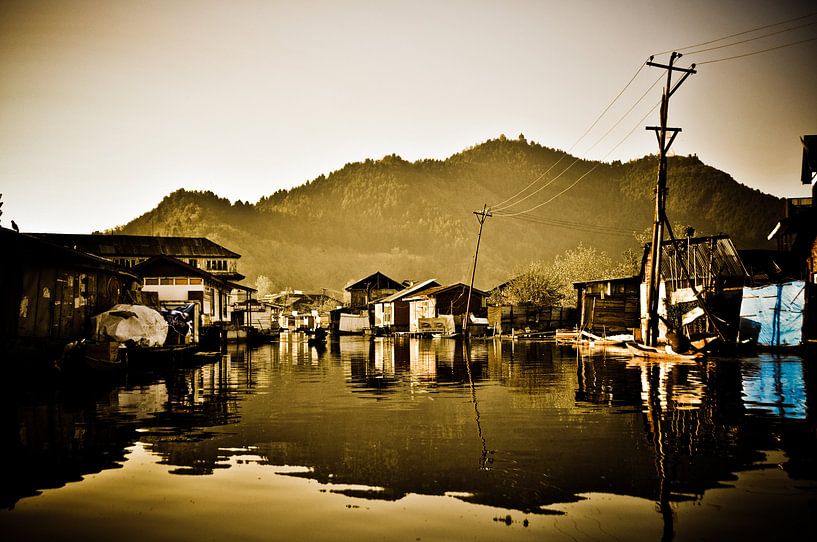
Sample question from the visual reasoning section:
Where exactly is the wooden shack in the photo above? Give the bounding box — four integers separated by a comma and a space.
0, 228, 138, 362
345, 271, 404, 310
573, 276, 641, 335
373, 279, 440, 333
404, 283, 489, 334
640, 234, 749, 342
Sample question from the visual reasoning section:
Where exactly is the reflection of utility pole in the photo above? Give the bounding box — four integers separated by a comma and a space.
462, 342, 490, 469
464, 204, 491, 337
644, 52, 695, 346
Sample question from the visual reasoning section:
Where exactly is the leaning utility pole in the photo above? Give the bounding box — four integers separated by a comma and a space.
643, 52, 696, 346
464, 204, 491, 338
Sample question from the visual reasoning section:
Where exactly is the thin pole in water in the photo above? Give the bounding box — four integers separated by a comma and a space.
464, 204, 491, 338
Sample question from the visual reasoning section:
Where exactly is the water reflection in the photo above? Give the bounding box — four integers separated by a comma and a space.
2, 339, 816, 538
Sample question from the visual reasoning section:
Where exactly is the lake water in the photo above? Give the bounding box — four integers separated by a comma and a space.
2, 336, 815, 541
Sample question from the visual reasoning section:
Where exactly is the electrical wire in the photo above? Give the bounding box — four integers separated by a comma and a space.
652, 10, 817, 55
490, 62, 647, 212
696, 35, 817, 65
494, 99, 661, 218
684, 19, 817, 56
492, 73, 661, 215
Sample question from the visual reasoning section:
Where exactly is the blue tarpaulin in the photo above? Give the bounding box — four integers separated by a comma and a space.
739, 281, 805, 347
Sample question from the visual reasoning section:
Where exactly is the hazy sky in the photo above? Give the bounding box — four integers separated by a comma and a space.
1, 0, 815, 233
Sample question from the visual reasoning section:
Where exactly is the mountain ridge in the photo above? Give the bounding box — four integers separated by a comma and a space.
108, 136, 783, 292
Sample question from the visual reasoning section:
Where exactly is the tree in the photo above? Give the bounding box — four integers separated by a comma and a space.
255, 274, 274, 298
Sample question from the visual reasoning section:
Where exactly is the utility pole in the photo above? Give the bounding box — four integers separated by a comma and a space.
464, 204, 491, 338
643, 52, 696, 346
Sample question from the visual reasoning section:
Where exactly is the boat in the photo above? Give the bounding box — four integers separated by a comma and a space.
579, 330, 633, 346
555, 329, 580, 343
625, 341, 703, 360
431, 332, 460, 338
307, 327, 328, 346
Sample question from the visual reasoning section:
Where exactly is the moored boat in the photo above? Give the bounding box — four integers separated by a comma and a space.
625, 341, 703, 360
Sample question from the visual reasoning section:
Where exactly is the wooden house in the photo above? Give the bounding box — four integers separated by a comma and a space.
0, 228, 138, 362
404, 283, 489, 334
573, 276, 641, 335
132, 255, 253, 325
345, 271, 404, 310
373, 279, 440, 332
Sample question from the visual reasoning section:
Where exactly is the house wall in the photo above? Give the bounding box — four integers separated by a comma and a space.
578, 281, 640, 333
488, 305, 576, 334
10, 265, 130, 350
141, 279, 229, 324
409, 298, 436, 333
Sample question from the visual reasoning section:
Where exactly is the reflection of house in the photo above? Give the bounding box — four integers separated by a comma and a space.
573, 276, 640, 334
404, 283, 489, 334
133, 255, 253, 324
345, 271, 404, 310
373, 279, 440, 332
640, 234, 748, 342
1, 228, 138, 361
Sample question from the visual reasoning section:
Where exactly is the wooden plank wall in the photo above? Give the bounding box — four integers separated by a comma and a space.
488, 305, 576, 333
580, 293, 640, 332
14, 266, 126, 342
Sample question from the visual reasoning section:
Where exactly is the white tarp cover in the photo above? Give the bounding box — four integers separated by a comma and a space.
339, 313, 369, 333
92, 304, 169, 347
739, 281, 805, 347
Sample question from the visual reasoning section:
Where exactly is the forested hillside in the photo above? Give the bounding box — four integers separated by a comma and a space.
109, 136, 783, 292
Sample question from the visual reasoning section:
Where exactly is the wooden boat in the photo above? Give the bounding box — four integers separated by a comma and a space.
555, 329, 580, 343
307, 327, 328, 346
625, 341, 703, 360
431, 332, 460, 338
580, 330, 633, 346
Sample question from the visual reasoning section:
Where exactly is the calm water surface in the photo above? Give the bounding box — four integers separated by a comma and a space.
2, 337, 816, 541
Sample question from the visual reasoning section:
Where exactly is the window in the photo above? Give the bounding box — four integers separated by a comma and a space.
175, 278, 189, 285
144, 278, 159, 285
160, 278, 173, 285
190, 278, 203, 285
188, 259, 198, 268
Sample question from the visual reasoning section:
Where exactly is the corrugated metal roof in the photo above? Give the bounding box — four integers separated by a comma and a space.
32, 233, 241, 258
377, 279, 440, 303
405, 283, 488, 299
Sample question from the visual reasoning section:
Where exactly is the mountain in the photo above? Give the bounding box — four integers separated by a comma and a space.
109, 136, 784, 292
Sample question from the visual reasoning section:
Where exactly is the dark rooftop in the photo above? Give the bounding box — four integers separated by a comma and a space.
32, 233, 241, 258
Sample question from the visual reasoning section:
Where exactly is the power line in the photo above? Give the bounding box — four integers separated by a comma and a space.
498, 213, 637, 237
490, 62, 648, 212
685, 19, 817, 56
493, 74, 661, 214
582, 73, 664, 155
494, 99, 662, 218
696, 35, 817, 65
653, 10, 817, 55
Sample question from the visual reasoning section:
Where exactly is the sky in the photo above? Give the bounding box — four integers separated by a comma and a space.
1, 0, 815, 233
